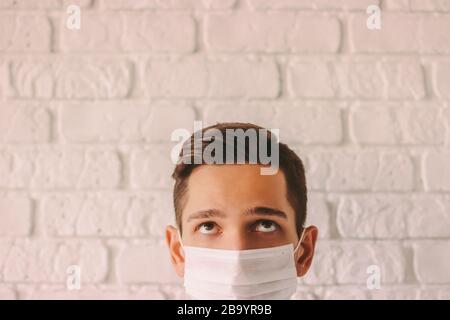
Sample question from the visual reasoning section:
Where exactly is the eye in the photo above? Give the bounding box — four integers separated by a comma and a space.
254, 220, 279, 233
197, 222, 219, 235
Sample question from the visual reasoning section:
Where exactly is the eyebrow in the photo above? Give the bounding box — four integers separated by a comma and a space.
186, 206, 287, 222
187, 209, 226, 222
243, 206, 288, 219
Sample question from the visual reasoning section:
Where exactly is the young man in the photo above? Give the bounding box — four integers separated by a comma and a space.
166, 122, 318, 300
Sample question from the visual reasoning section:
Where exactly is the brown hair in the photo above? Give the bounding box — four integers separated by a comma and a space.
172, 122, 307, 237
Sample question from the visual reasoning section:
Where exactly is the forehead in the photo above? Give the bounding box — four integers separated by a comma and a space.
183, 164, 293, 216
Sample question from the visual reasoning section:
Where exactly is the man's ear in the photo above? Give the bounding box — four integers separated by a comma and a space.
165, 225, 185, 277
295, 225, 318, 277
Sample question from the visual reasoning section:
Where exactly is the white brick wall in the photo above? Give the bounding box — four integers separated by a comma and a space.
0, 0, 449, 300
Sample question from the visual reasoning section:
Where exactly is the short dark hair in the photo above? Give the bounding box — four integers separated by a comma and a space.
172, 122, 307, 237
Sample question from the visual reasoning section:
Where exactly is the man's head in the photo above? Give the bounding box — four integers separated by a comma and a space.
166, 122, 318, 278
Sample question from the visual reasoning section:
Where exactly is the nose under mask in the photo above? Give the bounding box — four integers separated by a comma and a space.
176, 228, 306, 300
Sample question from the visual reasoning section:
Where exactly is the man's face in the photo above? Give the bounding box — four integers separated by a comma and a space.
166, 164, 318, 277
181, 164, 298, 250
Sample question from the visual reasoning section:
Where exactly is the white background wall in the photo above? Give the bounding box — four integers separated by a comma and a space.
0, 0, 450, 299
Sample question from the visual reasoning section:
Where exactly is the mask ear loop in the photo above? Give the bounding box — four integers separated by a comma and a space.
293, 227, 306, 256
175, 227, 184, 247
176, 226, 185, 256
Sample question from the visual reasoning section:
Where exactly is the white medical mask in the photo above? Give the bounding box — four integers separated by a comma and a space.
177, 228, 306, 300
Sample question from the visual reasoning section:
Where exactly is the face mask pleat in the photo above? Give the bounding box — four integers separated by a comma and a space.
183, 243, 300, 300
186, 285, 298, 300
185, 263, 296, 285
185, 277, 296, 296
184, 247, 297, 285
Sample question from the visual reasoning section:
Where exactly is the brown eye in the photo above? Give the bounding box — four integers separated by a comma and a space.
198, 222, 218, 235
254, 220, 278, 233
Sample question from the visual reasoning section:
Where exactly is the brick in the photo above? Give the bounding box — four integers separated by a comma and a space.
370, 153, 415, 191
0, 0, 92, 9
422, 151, 450, 191
306, 194, 331, 239
39, 192, 172, 237
434, 62, 450, 99
147, 192, 175, 239
0, 242, 9, 274
9, 59, 132, 99
160, 285, 192, 299
338, 195, 450, 239
277, 105, 342, 144
0, 286, 16, 299
247, 0, 379, 10
17, 284, 165, 300
41, 195, 151, 237
414, 241, 450, 284
322, 287, 369, 299
205, 13, 340, 53
420, 287, 450, 300
306, 152, 414, 191
407, 196, 450, 238
0, 14, 50, 52
337, 195, 407, 239
350, 105, 445, 145
59, 13, 195, 53
0, 60, 6, 97
290, 287, 317, 300
287, 60, 425, 99
302, 241, 405, 285
409, 0, 450, 11
0, 103, 51, 143
334, 241, 405, 284
322, 286, 418, 300
0, 149, 121, 189
203, 103, 277, 130
288, 62, 338, 98
419, 17, 450, 53
445, 108, 450, 143
99, 0, 236, 9
0, 197, 32, 236
381, 61, 426, 99
0, 0, 59, 8
116, 242, 180, 284
203, 102, 342, 144
63, 0, 92, 7
382, 0, 410, 10
130, 146, 174, 189
0, 239, 108, 283
143, 57, 279, 98
349, 14, 418, 52
368, 286, 419, 300
350, 14, 450, 53
60, 102, 197, 143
